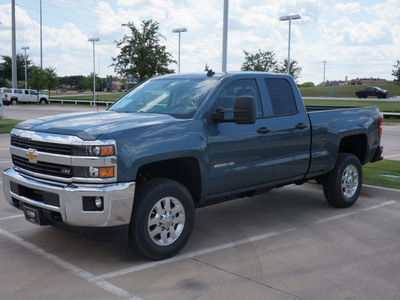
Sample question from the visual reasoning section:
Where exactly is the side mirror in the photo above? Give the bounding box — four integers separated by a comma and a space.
208, 96, 256, 124
233, 96, 256, 124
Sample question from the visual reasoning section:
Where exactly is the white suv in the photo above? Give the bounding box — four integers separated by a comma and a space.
2, 88, 49, 105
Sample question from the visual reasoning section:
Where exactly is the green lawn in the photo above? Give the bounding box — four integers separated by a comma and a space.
363, 160, 400, 189
53, 93, 124, 102
303, 99, 400, 113
0, 118, 21, 134
299, 83, 400, 98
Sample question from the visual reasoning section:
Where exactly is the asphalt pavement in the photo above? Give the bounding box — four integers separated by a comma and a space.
0, 105, 400, 299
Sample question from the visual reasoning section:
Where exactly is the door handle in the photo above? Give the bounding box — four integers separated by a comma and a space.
257, 127, 272, 134
295, 123, 308, 129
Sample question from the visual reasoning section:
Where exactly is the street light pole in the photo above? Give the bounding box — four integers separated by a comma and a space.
222, 0, 229, 73
21, 47, 30, 89
279, 13, 301, 75
172, 28, 187, 73
88, 37, 100, 105
11, 0, 17, 88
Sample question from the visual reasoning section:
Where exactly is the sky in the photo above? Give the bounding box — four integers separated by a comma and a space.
0, 0, 399, 85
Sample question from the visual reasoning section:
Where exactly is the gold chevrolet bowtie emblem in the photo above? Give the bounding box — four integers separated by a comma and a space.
26, 149, 38, 162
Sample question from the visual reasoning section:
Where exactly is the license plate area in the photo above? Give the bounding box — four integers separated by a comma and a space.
23, 205, 41, 225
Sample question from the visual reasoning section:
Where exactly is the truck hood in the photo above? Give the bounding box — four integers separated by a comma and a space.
15, 111, 178, 140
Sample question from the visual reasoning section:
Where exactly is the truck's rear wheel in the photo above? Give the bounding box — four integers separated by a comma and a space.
11, 99, 18, 105
40, 99, 47, 105
128, 178, 194, 260
323, 153, 362, 208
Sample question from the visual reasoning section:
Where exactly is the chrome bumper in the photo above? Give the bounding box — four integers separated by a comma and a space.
2, 168, 135, 227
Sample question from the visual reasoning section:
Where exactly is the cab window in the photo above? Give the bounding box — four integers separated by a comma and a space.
264, 78, 298, 116
216, 79, 263, 117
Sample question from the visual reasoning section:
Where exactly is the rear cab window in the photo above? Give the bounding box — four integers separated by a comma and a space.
264, 78, 298, 116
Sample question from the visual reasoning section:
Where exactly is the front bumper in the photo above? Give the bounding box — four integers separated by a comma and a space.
2, 168, 135, 227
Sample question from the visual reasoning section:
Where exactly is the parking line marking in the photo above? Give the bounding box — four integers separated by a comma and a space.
361, 200, 396, 211
314, 212, 358, 224
0, 214, 24, 221
98, 228, 297, 279
314, 200, 397, 225
0, 228, 141, 300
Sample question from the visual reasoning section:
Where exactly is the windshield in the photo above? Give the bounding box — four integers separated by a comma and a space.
109, 78, 218, 118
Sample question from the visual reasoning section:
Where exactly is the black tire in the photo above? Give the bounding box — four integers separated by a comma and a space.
40, 99, 47, 105
323, 153, 362, 208
357, 95, 362, 99
11, 99, 18, 105
128, 178, 195, 260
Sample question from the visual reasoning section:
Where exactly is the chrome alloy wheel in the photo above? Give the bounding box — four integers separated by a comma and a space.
147, 196, 186, 246
341, 164, 359, 198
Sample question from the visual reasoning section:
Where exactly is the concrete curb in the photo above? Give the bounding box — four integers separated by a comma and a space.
361, 184, 400, 200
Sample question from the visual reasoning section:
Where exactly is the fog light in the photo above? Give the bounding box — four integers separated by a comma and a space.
94, 197, 103, 208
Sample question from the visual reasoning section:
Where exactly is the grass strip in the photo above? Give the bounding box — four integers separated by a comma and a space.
363, 159, 400, 189
0, 118, 21, 134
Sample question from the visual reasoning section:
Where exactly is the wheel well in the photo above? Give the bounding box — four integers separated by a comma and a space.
339, 134, 367, 164
136, 157, 202, 205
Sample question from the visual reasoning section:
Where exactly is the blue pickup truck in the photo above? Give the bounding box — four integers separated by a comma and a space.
3, 72, 383, 260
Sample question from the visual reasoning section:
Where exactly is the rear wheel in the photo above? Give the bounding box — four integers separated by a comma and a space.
323, 153, 362, 208
128, 178, 195, 260
11, 99, 18, 105
39, 99, 47, 105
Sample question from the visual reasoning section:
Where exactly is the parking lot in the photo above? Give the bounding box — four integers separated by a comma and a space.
1, 105, 400, 299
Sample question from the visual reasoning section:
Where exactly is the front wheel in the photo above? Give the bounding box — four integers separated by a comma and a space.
129, 178, 195, 260
323, 153, 362, 208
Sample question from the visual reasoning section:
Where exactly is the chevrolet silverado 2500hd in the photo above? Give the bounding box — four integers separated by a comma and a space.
3, 72, 383, 260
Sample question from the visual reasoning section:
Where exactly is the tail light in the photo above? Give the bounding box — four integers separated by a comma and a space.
379, 115, 383, 137
4, 94, 7, 98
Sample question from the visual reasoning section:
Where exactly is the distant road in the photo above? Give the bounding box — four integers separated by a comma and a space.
2, 104, 106, 121
303, 96, 400, 102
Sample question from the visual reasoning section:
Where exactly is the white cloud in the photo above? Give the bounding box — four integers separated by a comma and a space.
334, 2, 361, 14
0, 0, 398, 84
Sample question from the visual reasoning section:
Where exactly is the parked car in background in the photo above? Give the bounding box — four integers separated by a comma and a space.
355, 86, 389, 99
2, 88, 49, 105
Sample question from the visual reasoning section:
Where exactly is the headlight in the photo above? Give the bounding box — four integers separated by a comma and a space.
88, 166, 114, 178
87, 145, 115, 156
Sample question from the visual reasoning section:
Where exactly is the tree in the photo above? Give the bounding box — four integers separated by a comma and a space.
58, 75, 86, 87
111, 19, 176, 83
43, 66, 58, 98
28, 66, 48, 100
241, 50, 278, 72
0, 54, 33, 83
392, 60, 400, 84
85, 73, 101, 92
275, 59, 303, 82
299, 82, 315, 88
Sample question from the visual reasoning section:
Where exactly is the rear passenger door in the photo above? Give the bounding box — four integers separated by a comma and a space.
263, 78, 311, 181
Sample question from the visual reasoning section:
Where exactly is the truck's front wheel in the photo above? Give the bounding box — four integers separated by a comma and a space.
129, 178, 195, 260
323, 153, 362, 208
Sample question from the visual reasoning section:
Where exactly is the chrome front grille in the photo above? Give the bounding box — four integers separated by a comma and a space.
11, 136, 73, 155
12, 155, 73, 178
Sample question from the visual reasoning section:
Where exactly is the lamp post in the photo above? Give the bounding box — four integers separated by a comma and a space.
88, 37, 100, 105
279, 13, 301, 74
21, 46, 30, 89
172, 28, 187, 73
